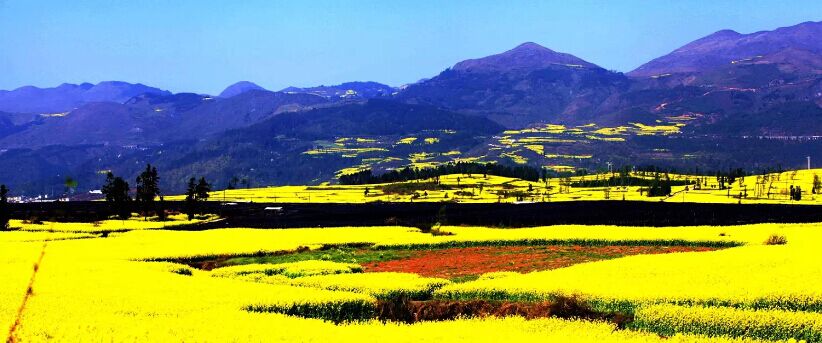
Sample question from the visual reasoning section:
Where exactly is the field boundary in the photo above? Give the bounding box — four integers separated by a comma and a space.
10, 201, 822, 228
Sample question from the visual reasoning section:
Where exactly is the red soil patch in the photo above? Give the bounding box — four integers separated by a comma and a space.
361, 245, 717, 279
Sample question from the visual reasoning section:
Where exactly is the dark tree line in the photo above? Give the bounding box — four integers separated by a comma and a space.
339, 162, 546, 185
570, 174, 693, 188
101, 164, 210, 221
339, 162, 757, 187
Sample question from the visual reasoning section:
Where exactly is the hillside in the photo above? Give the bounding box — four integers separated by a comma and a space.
630, 21, 822, 77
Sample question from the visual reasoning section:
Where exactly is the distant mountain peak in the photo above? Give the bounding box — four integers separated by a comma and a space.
708, 29, 741, 37
452, 42, 598, 72
219, 81, 266, 98
511, 41, 550, 51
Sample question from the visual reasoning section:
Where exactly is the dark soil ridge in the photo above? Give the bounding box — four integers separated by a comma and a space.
376, 296, 633, 327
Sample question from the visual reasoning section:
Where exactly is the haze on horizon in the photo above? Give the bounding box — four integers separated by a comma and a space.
1, 0, 821, 94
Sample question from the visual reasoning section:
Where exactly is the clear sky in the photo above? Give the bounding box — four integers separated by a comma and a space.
1, 0, 820, 94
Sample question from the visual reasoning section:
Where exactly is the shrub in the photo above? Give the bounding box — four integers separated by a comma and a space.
171, 267, 193, 276
454, 190, 474, 197
764, 234, 787, 245
23, 217, 43, 225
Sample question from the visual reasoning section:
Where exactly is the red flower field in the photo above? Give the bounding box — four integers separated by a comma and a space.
361, 245, 718, 279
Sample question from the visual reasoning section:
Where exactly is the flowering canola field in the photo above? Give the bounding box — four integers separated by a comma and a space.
165, 169, 822, 205
1, 222, 820, 341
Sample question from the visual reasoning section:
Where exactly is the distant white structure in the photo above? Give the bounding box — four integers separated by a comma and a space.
808, 156, 812, 170
89, 189, 103, 194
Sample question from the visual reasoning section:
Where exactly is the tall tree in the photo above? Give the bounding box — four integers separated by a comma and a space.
195, 177, 211, 215
135, 164, 160, 218
195, 177, 211, 202
101, 172, 131, 219
185, 177, 197, 220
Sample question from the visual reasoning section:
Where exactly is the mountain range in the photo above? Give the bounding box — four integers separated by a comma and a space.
1, 20, 821, 195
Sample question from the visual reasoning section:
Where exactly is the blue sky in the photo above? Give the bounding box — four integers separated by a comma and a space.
1, 0, 820, 94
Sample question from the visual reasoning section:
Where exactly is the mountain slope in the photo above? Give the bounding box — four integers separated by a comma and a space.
630, 21, 822, 77
245, 99, 503, 139
94, 100, 504, 192
621, 21, 822, 136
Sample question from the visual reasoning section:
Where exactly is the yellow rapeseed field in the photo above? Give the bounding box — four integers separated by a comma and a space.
10, 214, 218, 233
0, 221, 819, 341
634, 304, 822, 341
163, 169, 822, 205
288, 272, 451, 300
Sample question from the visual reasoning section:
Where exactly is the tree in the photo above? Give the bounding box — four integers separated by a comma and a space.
195, 177, 211, 201
195, 178, 211, 214
157, 196, 167, 221
185, 177, 212, 220
64, 177, 78, 196
135, 164, 160, 218
185, 178, 197, 220
101, 172, 131, 219
646, 172, 672, 197
0, 185, 9, 229
813, 174, 822, 194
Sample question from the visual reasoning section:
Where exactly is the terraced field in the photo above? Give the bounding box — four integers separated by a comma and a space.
279, 120, 697, 184
1, 221, 820, 341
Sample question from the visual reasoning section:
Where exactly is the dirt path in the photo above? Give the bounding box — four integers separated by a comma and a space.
6, 243, 47, 343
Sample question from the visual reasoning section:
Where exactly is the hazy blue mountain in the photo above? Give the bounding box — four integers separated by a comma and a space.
0, 90, 327, 149
0, 82, 170, 113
